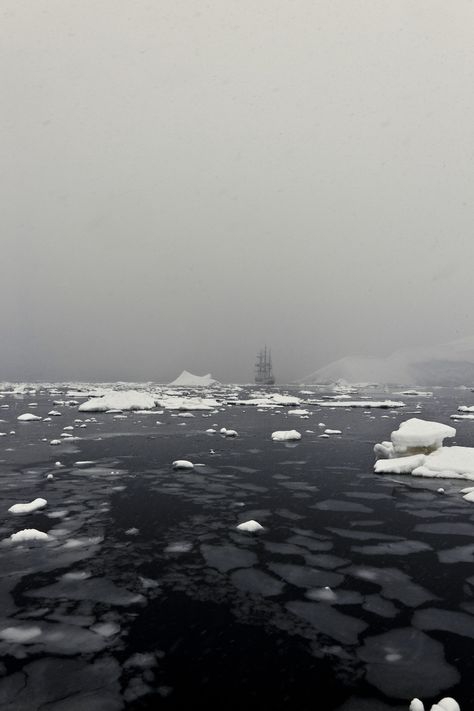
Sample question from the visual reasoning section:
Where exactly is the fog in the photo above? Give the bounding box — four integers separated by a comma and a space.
2, 0, 473, 383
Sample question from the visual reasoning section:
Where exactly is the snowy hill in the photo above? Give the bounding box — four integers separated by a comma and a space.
302, 337, 474, 386
168, 370, 219, 387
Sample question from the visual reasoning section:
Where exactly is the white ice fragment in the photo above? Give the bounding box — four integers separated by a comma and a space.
236, 520, 264, 532
288, 409, 310, 416
50, 439, 61, 445
172, 460, 194, 470
47, 474, 54, 480
17, 413, 42, 422
48, 410, 62, 416
223, 429, 238, 437
374, 454, 426, 475
79, 390, 156, 412
437, 699, 461, 711
219, 427, 227, 434
10, 529, 50, 543
206, 428, 216, 433
391, 418, 456, 455
409, 699, 425, 711
271, 430, 302, 441
324, 429, 342, 435
9, 498, 47, 514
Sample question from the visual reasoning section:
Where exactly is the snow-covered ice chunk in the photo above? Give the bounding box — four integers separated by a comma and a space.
17, 413, 42, 421
324, 429, 342, 435
391, 418, 456, 455
412, 446, 474, 480
236, 520, 264, 532
172, 460, 194, 470
10, 529, 50, 543
79, 390, 156, 412
8, 498, 47, 514
271, 430, 302, 441
223, 429, 238, 437
48, 410, 62, 416
50, 439, 61, 445
288, 409, 310, 416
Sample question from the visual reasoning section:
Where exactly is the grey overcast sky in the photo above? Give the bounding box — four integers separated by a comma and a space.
1, 0, 473, 383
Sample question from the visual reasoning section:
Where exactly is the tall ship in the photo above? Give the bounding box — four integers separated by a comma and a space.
254, 346, 275, 385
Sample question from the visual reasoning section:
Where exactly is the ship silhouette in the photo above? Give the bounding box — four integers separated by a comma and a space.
254, 346, 275, 385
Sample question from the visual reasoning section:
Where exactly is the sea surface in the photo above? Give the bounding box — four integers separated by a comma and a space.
1, 384, 474, 710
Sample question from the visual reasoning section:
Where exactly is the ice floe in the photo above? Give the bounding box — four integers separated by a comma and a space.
8, 498, 47, 514
10, 529, 50, 543
314, 400, 405, 409
271, 430, 302, 441
172, 460, 194, 470
79, 390, 156, 412
236, 520, 264, 532
17, 413, 42, 421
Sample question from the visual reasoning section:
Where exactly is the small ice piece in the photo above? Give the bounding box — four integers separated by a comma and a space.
17, 413, 42, 421
50, 439, 61, 445
219, 427, 227, 434
288, 409, 310, 416
236, 520, 264, 532
271, 430, 302, 441
9, 498, 47, 514
10, 528, 50, 543
48, 410, 62, 416
164, 541, 193, 553
172, 460, 194, 470
125, 528, 139, 535
206, 428, 216, 433
47, 474, 54, 480
437, 488, 445, 494
224, 429, 238, 437
91, 621, 120, 637
324, 429, 342, 435
409, 699, 425, 711
63, 425, 74, 430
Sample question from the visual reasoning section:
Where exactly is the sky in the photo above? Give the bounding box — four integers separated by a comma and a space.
1, 0, 474, 384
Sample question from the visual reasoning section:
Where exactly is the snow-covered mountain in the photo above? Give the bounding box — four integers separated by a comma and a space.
302, 337, 474, 386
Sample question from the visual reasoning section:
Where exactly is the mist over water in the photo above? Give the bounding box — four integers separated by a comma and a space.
2, 1, 474, 383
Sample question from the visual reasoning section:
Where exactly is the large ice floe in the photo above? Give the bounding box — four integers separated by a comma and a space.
374, 418, 474, 480
271, 430, 302, 441
78, 390, 157, 412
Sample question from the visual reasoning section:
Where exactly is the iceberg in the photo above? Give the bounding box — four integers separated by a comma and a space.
168, 371, 218, 387
391, 418, 456, 456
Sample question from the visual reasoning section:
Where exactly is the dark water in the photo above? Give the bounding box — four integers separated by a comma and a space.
1, 385, 474, 710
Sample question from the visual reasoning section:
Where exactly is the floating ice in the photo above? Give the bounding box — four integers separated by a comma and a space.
8, 498, 47, 514
17, 413, 42, 421
324, 429, 342, 435
271, 430, 302, 441
50, 439, 61, 445
172, 460, 194, 470
223, 429, 238, 437
79, 390, 156, 412
236, 520, 264, 532
390, 419, 456, 455
10, 528, 50, 543
375, 455, 426, 474
315, 400, 405, 408
48, 410, 62, 416
410, 700, 460, 711
288, 409, 310, 416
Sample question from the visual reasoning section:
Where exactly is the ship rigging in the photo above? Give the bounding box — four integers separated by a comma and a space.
254, 346, 275, 385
